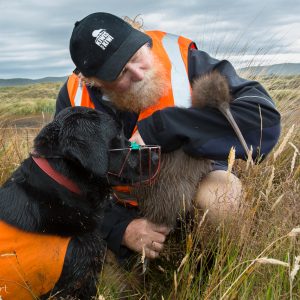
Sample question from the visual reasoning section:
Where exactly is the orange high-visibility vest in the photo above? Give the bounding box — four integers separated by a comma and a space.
67, 74, 95, 108
66, 31, 196, 206
0, 221, 70, 299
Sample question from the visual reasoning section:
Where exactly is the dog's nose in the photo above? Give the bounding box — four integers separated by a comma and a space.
150, 152, 159, 165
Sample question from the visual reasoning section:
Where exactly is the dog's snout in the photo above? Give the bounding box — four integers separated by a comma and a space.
151, 152, 159, 165
107, 145, 160, 186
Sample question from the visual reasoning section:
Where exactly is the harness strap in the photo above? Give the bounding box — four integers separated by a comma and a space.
112, 186, 138, 207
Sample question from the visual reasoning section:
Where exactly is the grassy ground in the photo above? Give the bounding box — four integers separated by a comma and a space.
0, 82, 61, 117
0, 82, 61, 184
0, 76, 299, 299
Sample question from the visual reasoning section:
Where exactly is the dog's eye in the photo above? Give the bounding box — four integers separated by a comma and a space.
110, 134, 129, 149
110, 135, 121, 149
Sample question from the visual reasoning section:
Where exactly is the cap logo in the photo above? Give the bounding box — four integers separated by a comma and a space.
92, 29, 114, 50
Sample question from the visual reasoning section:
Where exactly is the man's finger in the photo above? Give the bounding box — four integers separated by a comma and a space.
129, 130, 145, 145
145, 248, 159, 259
151, 241, 164, 252
151, 232, 167, 244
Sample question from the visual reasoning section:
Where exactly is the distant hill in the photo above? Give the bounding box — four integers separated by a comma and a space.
1, 63, 300, 87
238, 63, 300, 76
0, 76, 68, 87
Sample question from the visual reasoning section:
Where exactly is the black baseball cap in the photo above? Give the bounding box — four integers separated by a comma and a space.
69, 12, 152, 81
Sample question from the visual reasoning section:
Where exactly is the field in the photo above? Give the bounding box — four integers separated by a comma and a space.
0, 76, 299, 299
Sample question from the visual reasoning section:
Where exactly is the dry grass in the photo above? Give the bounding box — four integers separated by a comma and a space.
0, 82, 60, 184
0, 127, 40, 185
0, 76, 299, 299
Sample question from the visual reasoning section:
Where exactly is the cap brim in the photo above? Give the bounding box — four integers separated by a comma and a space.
95, 30, 151, 81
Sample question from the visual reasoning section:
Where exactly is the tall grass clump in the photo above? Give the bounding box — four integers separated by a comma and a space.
0, 126, 40, 185
163, 76, 299, 300
0, 82, 62, 184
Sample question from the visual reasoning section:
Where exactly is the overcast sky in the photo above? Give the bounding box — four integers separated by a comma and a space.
0, 0, 299, 79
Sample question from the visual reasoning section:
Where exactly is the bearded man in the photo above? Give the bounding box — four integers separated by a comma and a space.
55, 12, 281, 261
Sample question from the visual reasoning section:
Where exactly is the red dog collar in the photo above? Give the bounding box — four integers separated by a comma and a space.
31, 155, 81, 195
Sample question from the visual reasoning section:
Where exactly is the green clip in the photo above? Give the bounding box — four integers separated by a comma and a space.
130, 141, 141, 150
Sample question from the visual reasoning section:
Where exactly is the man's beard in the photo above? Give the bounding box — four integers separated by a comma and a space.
102, 59, 169, 113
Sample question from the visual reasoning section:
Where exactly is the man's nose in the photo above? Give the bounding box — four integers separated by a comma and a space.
127, 64, 145, 82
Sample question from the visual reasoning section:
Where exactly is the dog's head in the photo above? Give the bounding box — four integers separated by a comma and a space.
33, 107, 160, 185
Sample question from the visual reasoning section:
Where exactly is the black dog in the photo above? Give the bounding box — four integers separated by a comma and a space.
0, 106, 157, 299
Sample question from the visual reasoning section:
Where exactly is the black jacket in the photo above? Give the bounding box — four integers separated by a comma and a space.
55, 49, 281, 257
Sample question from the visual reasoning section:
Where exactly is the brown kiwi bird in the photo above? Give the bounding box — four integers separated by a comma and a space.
132, 70, 250, 228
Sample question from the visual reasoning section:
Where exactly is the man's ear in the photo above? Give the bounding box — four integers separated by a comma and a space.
80, 74, 103, 89
59, 129, 109, 178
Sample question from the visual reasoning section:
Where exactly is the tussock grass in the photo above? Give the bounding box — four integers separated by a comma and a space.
0, 82, 61, 116
0, 77, 299, 299
0, 127, 39, 185
0, 82, 60, 184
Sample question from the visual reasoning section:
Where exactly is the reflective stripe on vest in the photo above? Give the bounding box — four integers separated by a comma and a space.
74, 82, 83, 106
162, 33, 191, 108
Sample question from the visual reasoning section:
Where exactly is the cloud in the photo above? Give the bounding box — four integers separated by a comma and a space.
0, 0, 299, 78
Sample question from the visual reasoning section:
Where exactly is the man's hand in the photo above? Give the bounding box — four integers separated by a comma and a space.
129, 130, 145, 145
122, 218, 170, 259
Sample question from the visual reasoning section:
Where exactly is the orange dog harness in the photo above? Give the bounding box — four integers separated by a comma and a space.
0, 221, 70, 299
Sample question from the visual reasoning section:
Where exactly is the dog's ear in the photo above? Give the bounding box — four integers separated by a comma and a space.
59, 116, 110, 177
34, 121, 61, 155
61, 137, 109, 177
